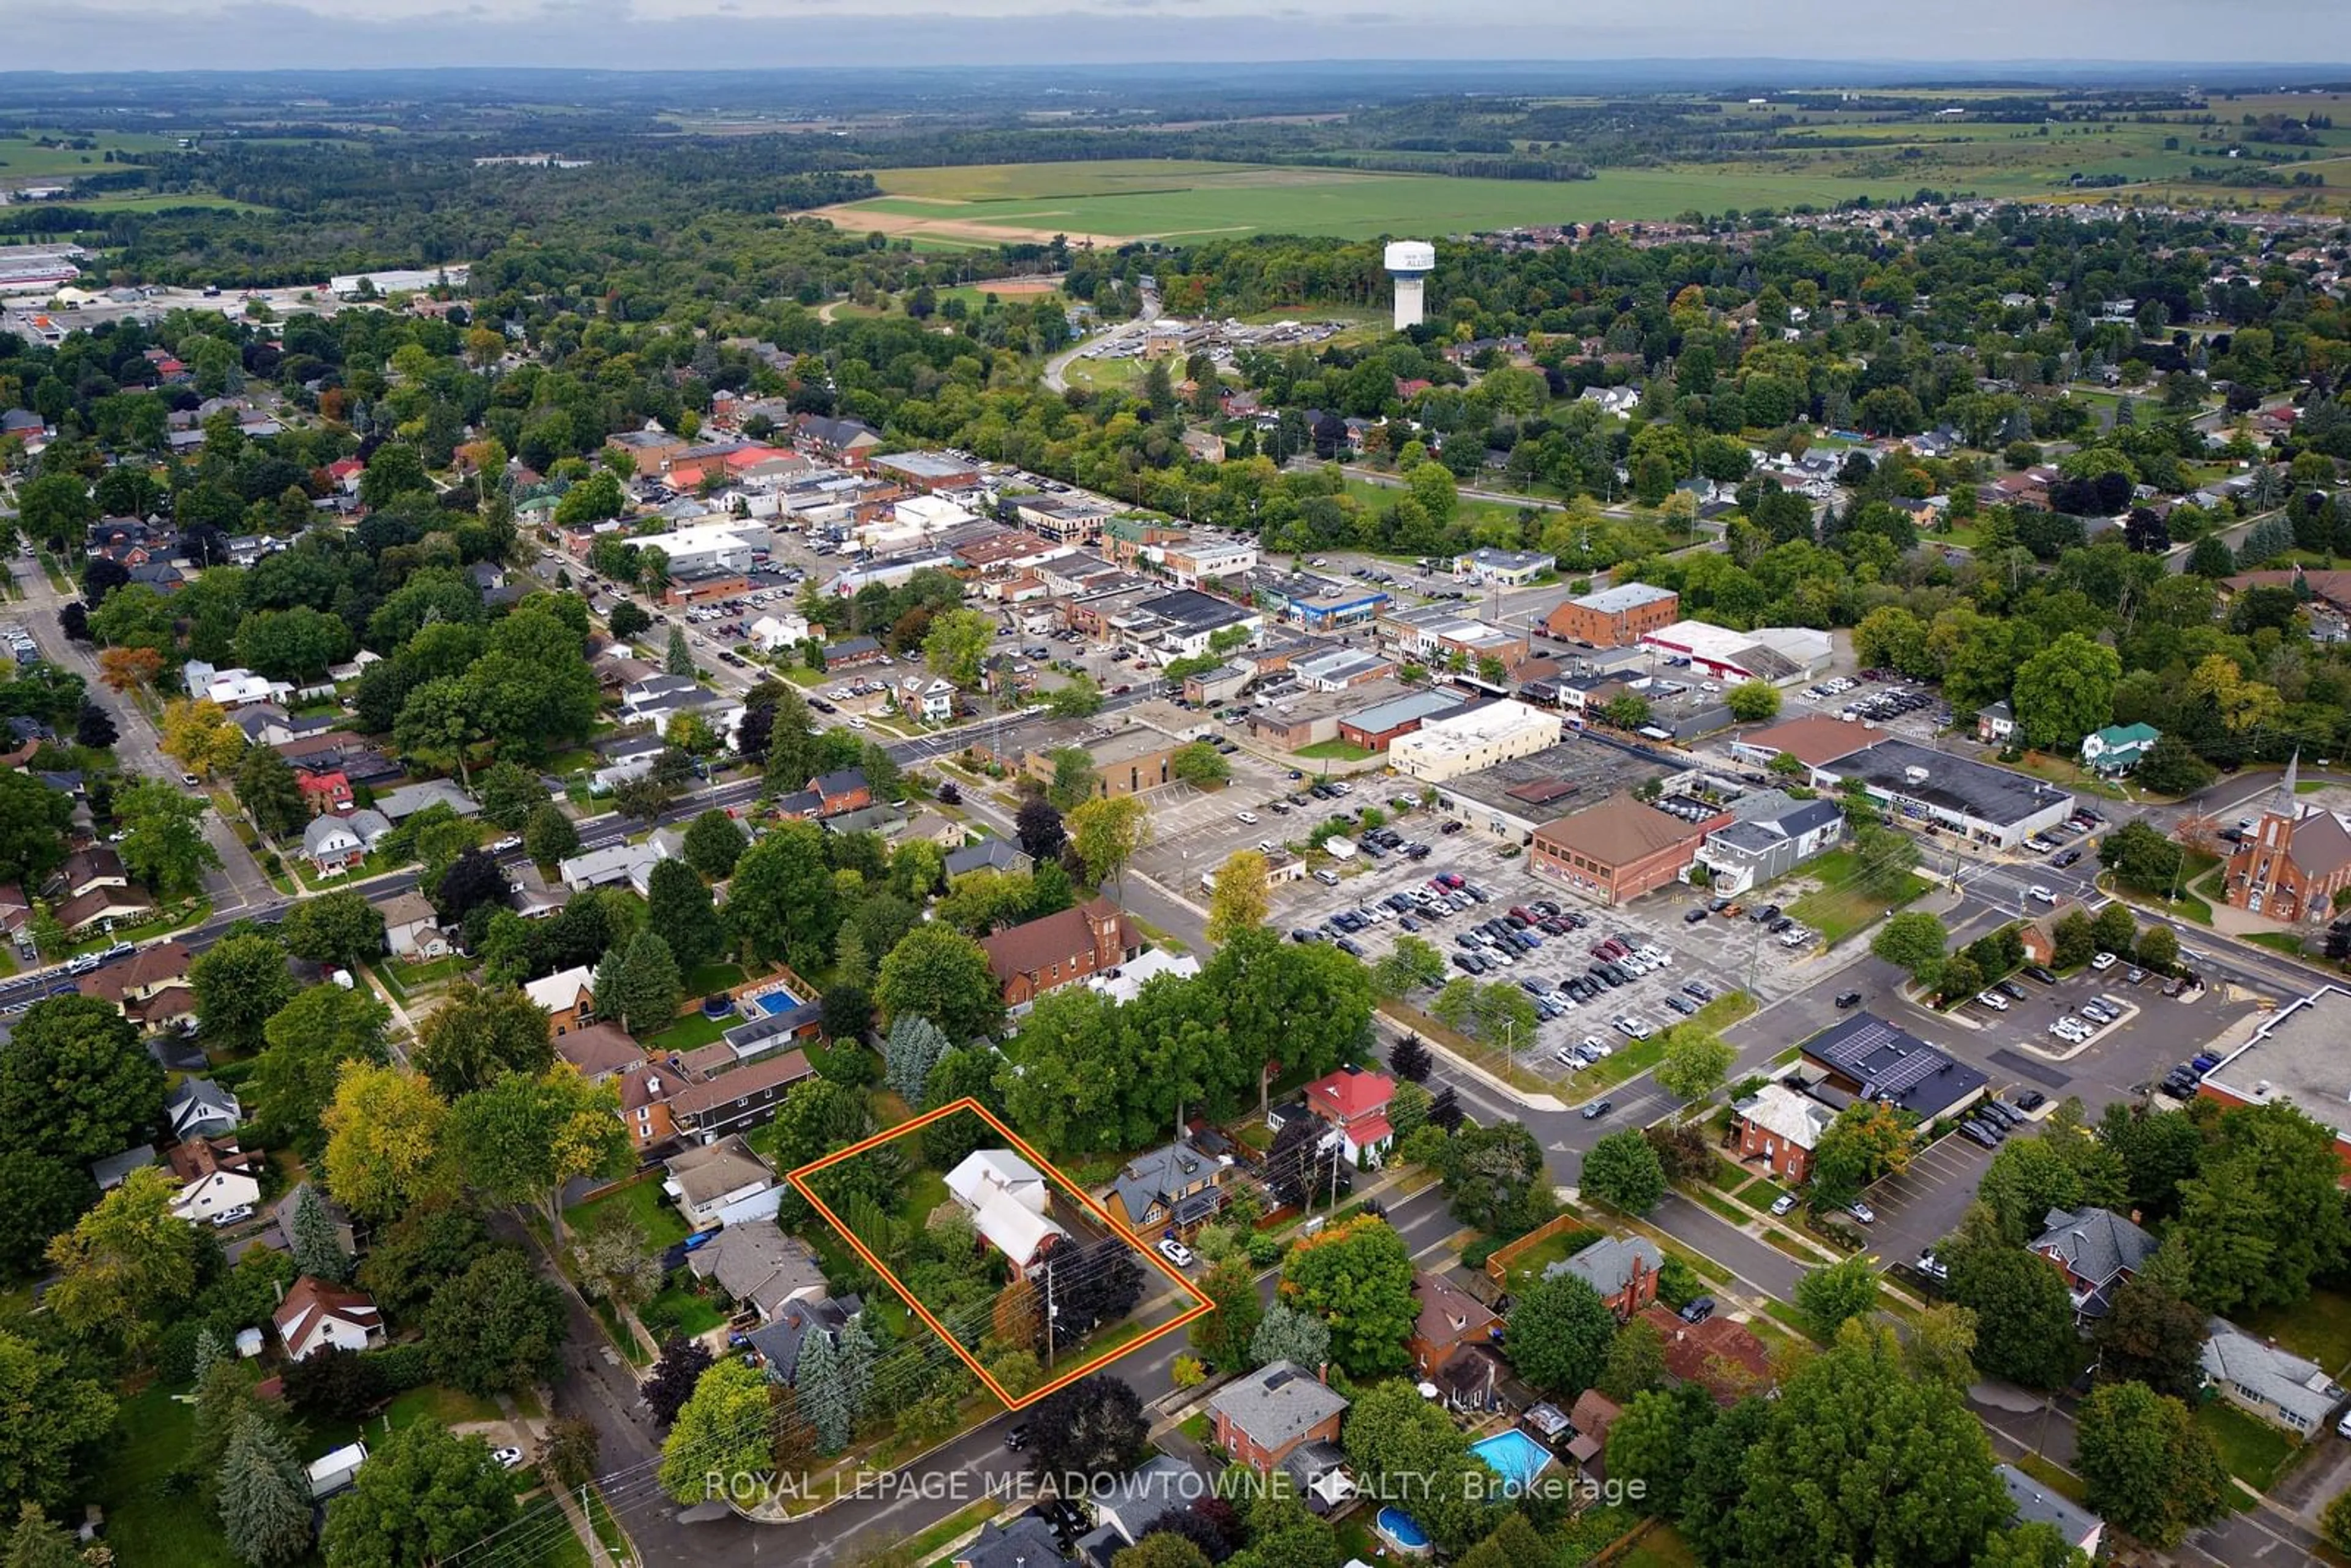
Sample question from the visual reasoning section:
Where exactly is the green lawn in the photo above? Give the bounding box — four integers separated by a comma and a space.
1785, 850, 1930, 946
1616, 1525, 1702, 1568
566, 1174, 691, 1250
896, 1168, 950, 1231
2240, 1287, 2351, 1376
1689, 991, 1758, 1033
1569, 1035, 1668, 1098
1499, 1227, 1601, 1292
2194, 1399, 2297, 1492
642, 1011, 730, 1055
91, 1386, 245, 1568
680, 961, 747, 996
2014, 1452, 2088, 1505
643, 1283, 729, 1338
1294, 738, 1378, 762
383, 1383, 503, 1429
2244, 931, 2309, 958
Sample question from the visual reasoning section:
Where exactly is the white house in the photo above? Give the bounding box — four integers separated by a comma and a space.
945, 1149, 1067, 1272
165, 1078, 241, 1141
662, 1136, 779, 1230
274, 1277, 386, 1361
302, 816, 367, 877
165, 1137, 262, 1225
749, 612, 812, 652
895, 675, 956, 722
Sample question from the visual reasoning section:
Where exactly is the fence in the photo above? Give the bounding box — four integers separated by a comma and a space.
1484, 1209, 1598, 1289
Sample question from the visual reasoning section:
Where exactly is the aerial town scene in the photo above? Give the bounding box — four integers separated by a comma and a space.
13, 9, 2351, 1568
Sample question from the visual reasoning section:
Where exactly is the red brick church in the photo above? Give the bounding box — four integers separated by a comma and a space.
2223, 754, 2351, 924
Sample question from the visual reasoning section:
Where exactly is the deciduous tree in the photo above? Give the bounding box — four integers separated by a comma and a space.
1580, 1128, 1666, 1215
320, 1062, 452, 1221
320, 1419, 518, 1567
1278, 1215, 1416, 1376
2075, 1380, 2229, 1548
413, 980, 555, 1098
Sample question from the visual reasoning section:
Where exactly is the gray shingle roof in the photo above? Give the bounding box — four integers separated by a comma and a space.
1206, 1359, 1349, 1452
2202, 1318, 2344, 1428
1547, 1234, 1663, 1297
2032, 1206, 2158, 1289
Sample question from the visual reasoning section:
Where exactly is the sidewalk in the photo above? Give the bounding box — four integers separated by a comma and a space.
1373, 1008, 1565, 1112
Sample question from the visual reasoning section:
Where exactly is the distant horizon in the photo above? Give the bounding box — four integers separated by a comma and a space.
6, 0, 2350, 78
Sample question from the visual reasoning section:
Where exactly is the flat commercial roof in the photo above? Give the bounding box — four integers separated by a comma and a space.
1437, 735, 1670, 819
1820, 738, 2070, 828
1346, 688, 1469, 735
1570, 582, 1678, 614
1534, 793, 1712, 865
1801, 1012, 1989, 1122
2203, 985, 2351, 1144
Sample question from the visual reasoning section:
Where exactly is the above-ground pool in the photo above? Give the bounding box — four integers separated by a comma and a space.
1374, 1507, 1431, 1555
1471, 1428, 1556, 1493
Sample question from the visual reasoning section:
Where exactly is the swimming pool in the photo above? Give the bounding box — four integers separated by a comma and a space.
1471, 1428, 1555, 1493
746, 984, 804, 1017
1374, 1508, 1430, 1553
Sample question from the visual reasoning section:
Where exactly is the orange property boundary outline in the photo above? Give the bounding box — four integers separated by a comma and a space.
784, 1097, 1216, 1410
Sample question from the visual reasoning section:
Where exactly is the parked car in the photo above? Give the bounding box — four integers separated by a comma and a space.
2023, 964, 2058, 984
1678, 1296, 1716, 1324
1847, 1201, 1876, 1225
1156, 1237, 1196, 1269
1834, 989, 1863, 1009
1769, 1192, 1798, 1217
1581, 1099, 1613, 1120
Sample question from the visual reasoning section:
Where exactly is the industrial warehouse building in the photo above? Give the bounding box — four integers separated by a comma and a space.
1389, 700, 1562, 782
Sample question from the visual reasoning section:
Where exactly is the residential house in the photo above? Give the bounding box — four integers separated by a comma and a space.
618, 1059, 686, 1154
1092, 1455, 1212, 1547
667, 1049, 815, 1144
1101, 1136, 1233, 1239
375, 891, 448, 961
1731, 1082, 1836, 1184
1086, 947, 1203, 1005
50, 882, 154, 939
1410, 1271, 1502, 1411
553, 1021, 642, 1084
1997, 1465, 2104, 1560
662, 1136, 778, 1229
524, 966, 596, 1035
980, 898, 1141, 1010
895, 675, 956, 723
945, 1148, 1067, 1273
303, 815, 368, 876
2030, 1206, 2159, 1322
165, 1077, 241, 1141
748, 612, 813, 653
557, 838, 674, 896
298, 770, 353, 817
2202, 1318, 2345, 1436
900, 811, 967, 852
274, 1276, 387, 1361
1692, 792, 1846, 897
1208, 1360, 1350, 1475
0, 881, 32, 959
270, 1181, 354, 1259
80, 940, 195, 1029
2081, 722, 2159, 776
746, 1294, 864, 1386
373, 779, 481, 823
1564, 1390, 1621, 1475
89, 1146, 159, 1191
686, 1218, 828, 1319
1976, 700, 2017, 745
48, 845, 129, 902
1545, 1234, 1662, 1321
1638, 1304, 1774, 1404
1300, 1065, 1398, 1165
165, 1136, 264, 1225
955, 1515, 1068, 1568
945, 839, 1028, 879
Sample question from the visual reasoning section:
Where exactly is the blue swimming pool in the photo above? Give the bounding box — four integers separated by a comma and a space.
749, 987, 803, 1016
1471, 1428, 1555, 1493
1374, 1508, 1430, 1552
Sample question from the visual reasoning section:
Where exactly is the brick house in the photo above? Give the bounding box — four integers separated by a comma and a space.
980, 898, 1140, 1009
1409, 1271, 1501, 1409
1547, 1234, 1661, 1321
297, 770, 353, 817
667, 1050, 816, 1144
1730, 1082, 1836, 1184
2029, 1205, 2158, 1322
80, 940, 195, 1029
1207, 1360, 1349, 1476
524, 965, 596, 1035
1638, 1304, 1774, 1404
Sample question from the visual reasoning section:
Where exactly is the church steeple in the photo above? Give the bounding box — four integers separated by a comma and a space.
2273, 749, 2302, 822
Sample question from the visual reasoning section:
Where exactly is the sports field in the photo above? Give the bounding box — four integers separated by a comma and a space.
814, 159, 1945, 245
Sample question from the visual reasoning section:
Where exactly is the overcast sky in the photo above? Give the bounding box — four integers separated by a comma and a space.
10, 0, 2347, 73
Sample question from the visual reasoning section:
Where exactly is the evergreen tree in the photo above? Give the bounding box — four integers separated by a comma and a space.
834, 1313, 877, 1431
594, 930, 683, 1036
797, 1326, 853, 1452
883, 1015, 950, 1103
290, 1185, 350, 1283
191, 1325, 229, 1386
216, 1405, 316, 1566
665, 628, 694, 677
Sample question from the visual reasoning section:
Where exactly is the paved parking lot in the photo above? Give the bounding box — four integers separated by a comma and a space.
1861, 1127, 1998, 1272
1262, 837, 1757, 1084
1128, 753, 1326, 888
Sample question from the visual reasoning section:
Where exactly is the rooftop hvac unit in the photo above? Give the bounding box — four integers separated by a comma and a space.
1903, 765, 1930, 784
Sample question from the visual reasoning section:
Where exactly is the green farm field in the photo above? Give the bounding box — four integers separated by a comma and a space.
0, 129, 181, 181
817, 159, 1946, 244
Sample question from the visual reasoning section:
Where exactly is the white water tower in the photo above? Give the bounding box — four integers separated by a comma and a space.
1384, 239, 1434, 331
